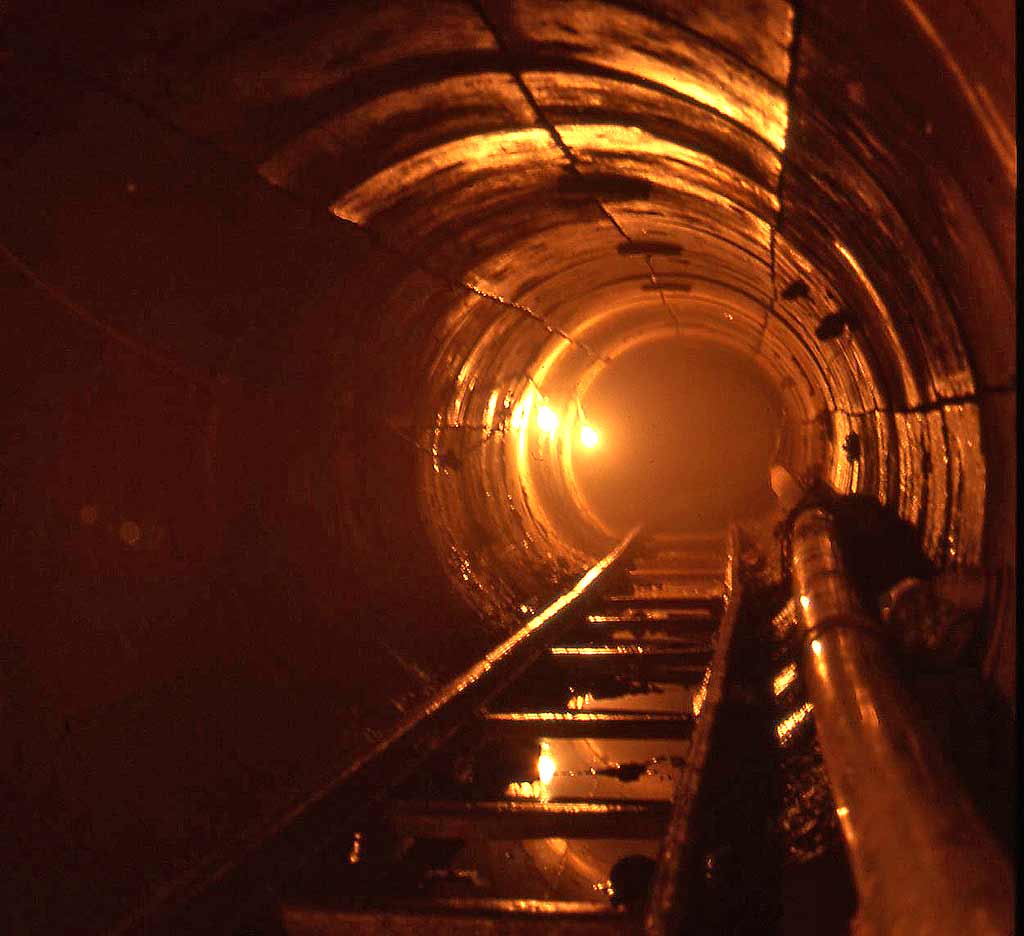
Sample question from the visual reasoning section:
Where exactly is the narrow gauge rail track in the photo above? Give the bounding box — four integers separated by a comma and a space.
125, 528, 741, 935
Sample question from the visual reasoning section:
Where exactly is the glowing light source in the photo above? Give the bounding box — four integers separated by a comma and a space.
811, 639, 823, 657
799, 594, 811, 611
579, 424, 600, 449
537, 405, 559, 434
537, 742, 556, 785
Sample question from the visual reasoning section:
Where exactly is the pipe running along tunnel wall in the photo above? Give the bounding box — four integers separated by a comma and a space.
0, 1, 1014, 933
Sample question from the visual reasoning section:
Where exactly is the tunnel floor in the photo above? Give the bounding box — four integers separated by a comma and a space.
264, 532, 858, 935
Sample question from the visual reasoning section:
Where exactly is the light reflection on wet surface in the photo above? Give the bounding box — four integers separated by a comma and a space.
773, 662, 798, 697
524, 737, 688, 801
567, 681, 692, 714
776, 702, 813, 743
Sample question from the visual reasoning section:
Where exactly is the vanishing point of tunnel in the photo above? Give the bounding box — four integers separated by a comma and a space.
0, 1, 1014, 933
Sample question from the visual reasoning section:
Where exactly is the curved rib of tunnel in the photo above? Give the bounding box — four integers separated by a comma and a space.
1, 1, 1014, 932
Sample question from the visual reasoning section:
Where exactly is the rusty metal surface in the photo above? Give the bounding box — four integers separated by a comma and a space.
790, 508, 1013, 936
643, 526, 742, 934
283, 899, 630, 935
604, 591, 722, 607
550, 641, 706, 653
264, 532, 732, 932
481, 711, 694, 739
105, 531, 637, 936
385, 798, 673, 840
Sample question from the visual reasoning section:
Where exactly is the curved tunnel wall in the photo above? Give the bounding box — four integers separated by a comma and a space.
2, 1, 1014, 933
238, 0, 1012, 641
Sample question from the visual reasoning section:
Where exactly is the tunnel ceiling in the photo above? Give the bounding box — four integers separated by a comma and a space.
13, 1, 1016, 630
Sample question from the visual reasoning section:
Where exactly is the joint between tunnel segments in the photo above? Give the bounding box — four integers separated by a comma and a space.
605, 0, 793, 97
646, 259, 683, 337
19, 23, 609, 368
327, 207, 608, 364
468, 0, 640, 252
468, 0, 581, 172
460, 282, 609, 363
1, 240, 217, 392
758, 0, 805, 358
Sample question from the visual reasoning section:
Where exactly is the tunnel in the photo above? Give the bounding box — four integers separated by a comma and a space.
0, 1, 1014, 933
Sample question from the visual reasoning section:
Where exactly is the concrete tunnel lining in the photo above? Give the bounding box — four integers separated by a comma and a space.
1, 1, 1014, 933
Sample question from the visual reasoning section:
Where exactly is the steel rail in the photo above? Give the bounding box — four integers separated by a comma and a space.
643, 524, 742, 935
790, 508, 1013, 936
109, 528, 640, 936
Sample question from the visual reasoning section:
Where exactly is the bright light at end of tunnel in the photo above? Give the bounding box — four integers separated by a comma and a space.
579, 424, 600, 449
537, 405, 559, 434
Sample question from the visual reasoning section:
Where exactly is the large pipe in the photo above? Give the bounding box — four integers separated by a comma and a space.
790, 508, 1013, 936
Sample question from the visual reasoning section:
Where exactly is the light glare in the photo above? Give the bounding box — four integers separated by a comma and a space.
537, 405, 559, 433
776, 702, 813, 741
538, 742, 556, 785
773, 663, 797, 696
579, 424, 600, 449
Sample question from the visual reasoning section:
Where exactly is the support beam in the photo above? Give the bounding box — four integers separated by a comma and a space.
549, 645, 710, 664
602, 593, 723, 608
481, 711, 694, 740
384, 800, 671, 840
282, 900, 629, 935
